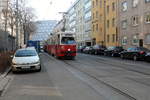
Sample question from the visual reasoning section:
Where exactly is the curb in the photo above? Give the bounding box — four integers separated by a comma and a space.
0, 67, 12, 79
0, 67, 12, 96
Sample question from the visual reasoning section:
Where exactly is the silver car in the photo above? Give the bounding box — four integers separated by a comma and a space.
12, 48, 41, 72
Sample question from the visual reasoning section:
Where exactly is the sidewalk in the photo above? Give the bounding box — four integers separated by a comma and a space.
0, 67, 11, 96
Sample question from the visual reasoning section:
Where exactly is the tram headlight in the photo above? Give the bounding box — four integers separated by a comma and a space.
68, 49, 71, 51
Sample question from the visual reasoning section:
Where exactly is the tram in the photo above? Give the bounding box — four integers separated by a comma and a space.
46, 31, 76, 59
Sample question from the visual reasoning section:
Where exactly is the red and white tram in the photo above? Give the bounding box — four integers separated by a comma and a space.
45, 31, 76, 59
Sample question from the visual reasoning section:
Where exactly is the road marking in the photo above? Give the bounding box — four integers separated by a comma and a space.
1, 75, 14, 97
14, 85, 63, 96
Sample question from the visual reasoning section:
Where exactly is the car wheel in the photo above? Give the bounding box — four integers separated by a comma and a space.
95, 51, 98, 55
36, 65, 41, 72
120, 54, 124, 59
12, 70, 17, 74
111, 53, 114, 57
133, 55, 138, 61
104, 53, 107, 56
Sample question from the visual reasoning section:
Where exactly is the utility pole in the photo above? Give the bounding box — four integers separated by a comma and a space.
16, 0, 19, 49
59, 12, 68, 32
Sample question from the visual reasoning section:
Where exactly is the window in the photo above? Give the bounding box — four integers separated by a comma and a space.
132, 35, 139, 44
122, 1, 127, 11
93, 13, 95, 19
112, 2, 115, 11
92, 1, 94, 8
96, 11, 98, 18
96, 0, 98, 6
132, 0, 139, 7
122, 36, 127, 45
112, 18, 115, 27
145, 34, 150, 44
93, 25, 95, 31
145, 13, 150, 23
100, 0, 102, 8
107, 5, 109, 13
100, 14, 102, 21
132, 16, 139, 26
107, 35, 110, 43
112, 34, 115, 42
96, 24, 98, 31
145, 0, 150, 3
107, 20, 109, 28
122, 20, 127, 29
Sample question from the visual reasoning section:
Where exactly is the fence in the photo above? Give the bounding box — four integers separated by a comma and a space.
0, 51, 14, 74
0, 30, 16, 52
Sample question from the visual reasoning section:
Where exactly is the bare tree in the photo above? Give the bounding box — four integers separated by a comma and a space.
11, 0, 37, 46
21, 7, 37, 44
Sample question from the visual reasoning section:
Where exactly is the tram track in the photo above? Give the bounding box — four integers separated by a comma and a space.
62, 60, 137, 100
76, 54, 150, 76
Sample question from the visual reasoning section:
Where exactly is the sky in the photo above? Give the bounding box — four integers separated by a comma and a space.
28, 0, 76, 21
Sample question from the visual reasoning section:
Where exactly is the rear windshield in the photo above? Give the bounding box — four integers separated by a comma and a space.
61, 37, 76, 44
15, 50, 37, 57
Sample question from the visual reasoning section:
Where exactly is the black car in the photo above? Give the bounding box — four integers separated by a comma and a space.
83, 46, 93, 54
120, 47, 150, 61
144, 52, 150, 62
104, 46, 124, 56
92, 45, 106, 55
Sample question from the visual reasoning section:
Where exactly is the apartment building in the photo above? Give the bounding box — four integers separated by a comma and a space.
119, 0, 150, 49
105, 0, 119, 47
75, 0, 85, 46
92, 0, 105, 46
66, 0, 85, 46
84, 0, 92, 46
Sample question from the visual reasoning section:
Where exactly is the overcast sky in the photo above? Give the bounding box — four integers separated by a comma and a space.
28, 0, 76, 21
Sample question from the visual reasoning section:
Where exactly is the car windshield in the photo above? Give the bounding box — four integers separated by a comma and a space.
127, 48, 136, 51
93, 45, 100, 49
61, 37, 76, 44
107, 46, 116, 50
15, 50, 37, 57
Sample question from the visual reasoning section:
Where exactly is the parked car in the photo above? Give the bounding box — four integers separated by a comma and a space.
104, 46, 124, 56
83, 46, 93, 54
78, 46, 86, 53
12, 47, 41, 72
120, 47, 150, 61
144, 52, 150, 62
92, 45, 106, 55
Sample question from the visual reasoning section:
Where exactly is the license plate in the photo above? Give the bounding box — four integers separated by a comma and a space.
22, 66, 30, 69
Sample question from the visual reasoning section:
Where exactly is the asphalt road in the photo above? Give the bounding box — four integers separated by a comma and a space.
1, 53, 150, 100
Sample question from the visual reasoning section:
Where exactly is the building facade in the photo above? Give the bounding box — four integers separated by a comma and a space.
92, 0, 105, 46
119, 0, 150, 49
31, 20, 57, 42
66, 0, 93, 46
75, 0, 85, 46
84, 0, 92, 46
105, 0, 119, 47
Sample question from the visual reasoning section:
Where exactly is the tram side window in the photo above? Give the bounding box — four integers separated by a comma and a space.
61, 37, 76, 44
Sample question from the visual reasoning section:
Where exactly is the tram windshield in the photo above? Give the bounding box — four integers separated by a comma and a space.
61, 37, 76, 44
